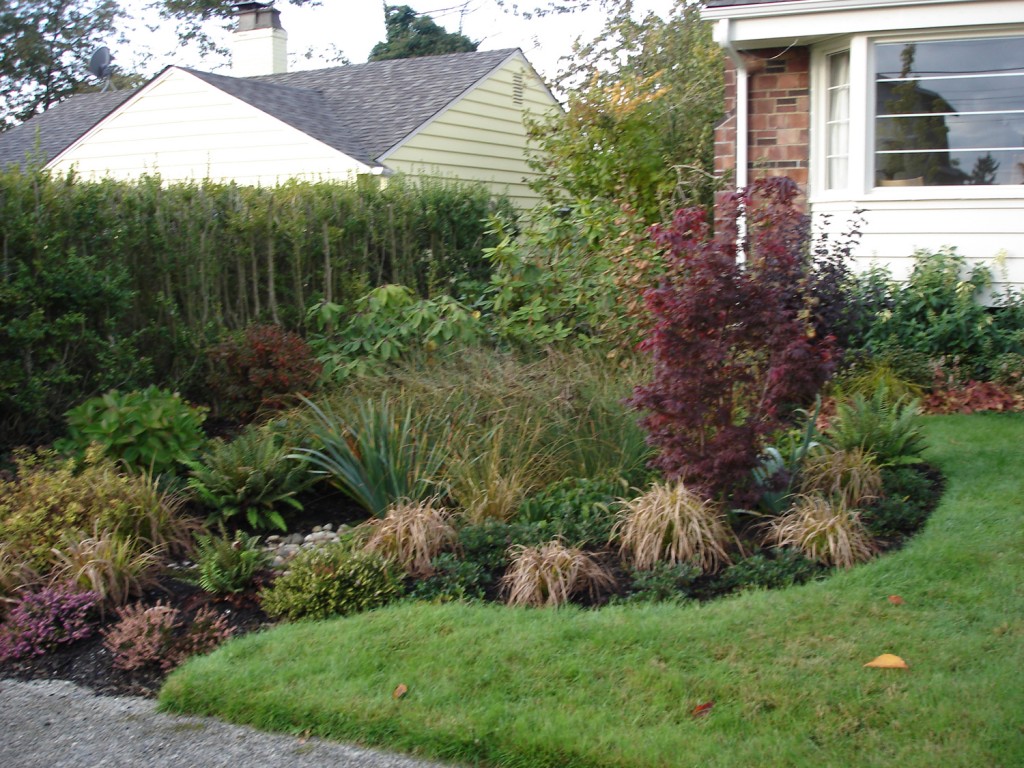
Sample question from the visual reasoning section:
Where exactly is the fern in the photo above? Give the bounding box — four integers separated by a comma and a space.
826, 384, 926, 464
188, 531, 270, 595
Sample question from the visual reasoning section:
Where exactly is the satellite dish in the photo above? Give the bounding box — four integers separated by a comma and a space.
87, 47, 116, 91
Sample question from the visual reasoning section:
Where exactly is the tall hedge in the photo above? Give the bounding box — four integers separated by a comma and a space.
0, 170, 509, 448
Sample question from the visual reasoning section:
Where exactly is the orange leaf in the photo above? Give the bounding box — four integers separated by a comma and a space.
393, 683, 409, 699
691, 701, 715, 718
864, 654, 909, 669
887, 595, 905, 605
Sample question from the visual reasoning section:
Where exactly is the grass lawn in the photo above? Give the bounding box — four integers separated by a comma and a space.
160, 414, 1024, 767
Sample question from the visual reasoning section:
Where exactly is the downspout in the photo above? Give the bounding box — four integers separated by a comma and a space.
714, 18, 748, 254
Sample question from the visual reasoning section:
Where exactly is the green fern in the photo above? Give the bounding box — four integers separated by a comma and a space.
826, 384, 926, 464
189, 530, 270, 595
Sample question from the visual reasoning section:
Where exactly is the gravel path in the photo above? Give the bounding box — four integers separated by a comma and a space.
0, 678, 454, 768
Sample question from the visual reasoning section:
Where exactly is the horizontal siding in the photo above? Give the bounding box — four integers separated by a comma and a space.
811, 197, 1024, 294
50, 69, 367, 186
383, 56, 558, 209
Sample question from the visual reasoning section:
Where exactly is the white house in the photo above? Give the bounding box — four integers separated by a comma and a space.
702, 0, 1024, 292
0, 3, 559, 209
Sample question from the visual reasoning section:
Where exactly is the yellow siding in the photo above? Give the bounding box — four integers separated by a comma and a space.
383, 54, 560, 209
50, 69, 370, 186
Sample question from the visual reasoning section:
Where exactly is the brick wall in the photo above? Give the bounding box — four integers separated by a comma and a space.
714, 46, 811, 198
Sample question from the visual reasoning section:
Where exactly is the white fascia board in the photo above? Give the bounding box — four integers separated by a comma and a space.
376, 50, 554, 163
704, 0, 1024, 47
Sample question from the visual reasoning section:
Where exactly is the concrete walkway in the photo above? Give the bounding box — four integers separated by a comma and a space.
0, 678, 453, 768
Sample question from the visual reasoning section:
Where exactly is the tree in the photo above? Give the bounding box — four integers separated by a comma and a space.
526, 0, 723, 222
0, 0, 123, 129
368, 5, 477, 62
153, 0, 320, 54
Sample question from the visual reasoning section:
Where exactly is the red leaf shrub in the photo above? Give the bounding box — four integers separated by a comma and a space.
628, 178, 837, 502
207, 324, 322, 419
923, 380, 1024, 414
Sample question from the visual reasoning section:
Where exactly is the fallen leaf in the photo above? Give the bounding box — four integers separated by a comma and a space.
393, 683, 409, 699
864, 653, 909, 669
887, 595, 905, 605
691, 701, 715, 718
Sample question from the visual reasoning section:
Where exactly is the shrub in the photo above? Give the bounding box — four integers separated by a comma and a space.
187, 530, 270, 595
0, 449, 200, 571
502, 540, 616, 608
57, 386, 207, 476
48, 528, 165, 609
619, 561, 701, 605
260, 544, 403, 621
0, 582, 100, 661
515, 476, 625, 546
456, 519, 548, 577
628, 178, 837, 502
408, 553, 488, 603
762, 495, 877, 569
862, 464, 943, 539
187, 425, 312, 532
825, 385, 926, 463
715, 548, 825, 593
923, 379, 1024, 415
290, 396, 449, 517
206, 324, 322, 420
615, 482, 732, 573
361, 499, 459, 578
103, 601, 232, 671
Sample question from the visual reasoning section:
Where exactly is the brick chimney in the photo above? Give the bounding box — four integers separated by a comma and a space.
232, 2, 288, 77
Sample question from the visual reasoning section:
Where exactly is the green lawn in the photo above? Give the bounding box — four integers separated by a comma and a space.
160, 414, 1024, 767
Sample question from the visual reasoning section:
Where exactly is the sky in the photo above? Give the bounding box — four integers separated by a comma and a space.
113, 1, 677, 84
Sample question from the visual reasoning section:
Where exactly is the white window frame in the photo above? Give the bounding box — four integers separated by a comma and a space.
810, 24, 1024, 204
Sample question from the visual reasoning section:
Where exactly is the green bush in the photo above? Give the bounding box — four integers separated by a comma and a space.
862, 465, 943, 539
825, 385, 926, 464
456, 519, 549, 577
714, 548, 825, 594
57, 386, 207, 477
618, 561, 701, 605
515, 476, 625, 546
408, 553, 488, 603
187, 530, 271, 595
187, 425, 312, 532
259, 544, 403, 621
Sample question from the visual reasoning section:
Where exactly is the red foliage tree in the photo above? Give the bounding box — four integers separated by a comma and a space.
628, 178, 836, 502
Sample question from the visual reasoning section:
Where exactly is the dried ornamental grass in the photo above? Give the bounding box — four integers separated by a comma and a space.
48, 528, 165, 610
502, 540, 617, 608
362, 499, 459, 578
615, 482, 731, 573
799, 446, 883, 508
763, 494, 878, 569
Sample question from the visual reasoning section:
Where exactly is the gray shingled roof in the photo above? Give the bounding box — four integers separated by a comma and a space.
0, 91, 133, 170
0, 48, 521, 172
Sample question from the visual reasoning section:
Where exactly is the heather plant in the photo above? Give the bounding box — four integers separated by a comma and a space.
57, 386, 207, 477
615, 482, 732, 573
502, 540, 617, 608
628, 178, 837, 502
103, 601, 232, 672
206, 324, 322, 420
361, 499, 459, 578
0, 581, 100, 661
187, 424, 313, 532
260, 544, 403, 621
187, 530, 270, 595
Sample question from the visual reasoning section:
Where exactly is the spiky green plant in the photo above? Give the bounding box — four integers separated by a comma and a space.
826, 384, 926, 463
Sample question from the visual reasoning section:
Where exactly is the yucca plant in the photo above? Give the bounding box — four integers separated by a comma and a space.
187, 425, 312, 531
825, 384, 926, 464
361, 498, 459, 578
289, 396, 450, 517
762, 494, 878, 569
799, 446, 883, 509
615, 482, 732, 573
48, 528, 165, 610
502, 540, 616, 608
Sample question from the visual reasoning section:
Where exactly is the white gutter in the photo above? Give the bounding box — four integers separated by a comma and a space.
714, 18, 748, 194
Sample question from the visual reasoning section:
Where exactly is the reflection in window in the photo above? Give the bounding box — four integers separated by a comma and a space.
874, 36, 1024, 186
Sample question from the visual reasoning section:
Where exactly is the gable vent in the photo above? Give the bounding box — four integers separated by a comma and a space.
512, 72, 524, 106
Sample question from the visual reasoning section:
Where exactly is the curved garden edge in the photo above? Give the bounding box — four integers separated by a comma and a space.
159, 414, 1024, 768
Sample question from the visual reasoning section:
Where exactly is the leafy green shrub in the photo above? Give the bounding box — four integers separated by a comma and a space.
515, 476, 625, 546
825, 385, 926, 464
456, 519, 550, 576
260, 544, 403, 621
103, 601, 232, 671
0, 449, 200, 571
862, 465, 943, 539
57, 386, 207, 476
290, 396, 449, 517
715, 548, 825, 593
408, 553, 488, 603
187, 425, 312, 532
0, 581, 100, 661
619, 561, 701, 605
187, 530, 270, 595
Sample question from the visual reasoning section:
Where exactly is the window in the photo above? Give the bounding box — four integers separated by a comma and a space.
874, 36, 1024, 186
826, 51, 851, 189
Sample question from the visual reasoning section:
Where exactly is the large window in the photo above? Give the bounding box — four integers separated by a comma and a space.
874, 36, 1024, 186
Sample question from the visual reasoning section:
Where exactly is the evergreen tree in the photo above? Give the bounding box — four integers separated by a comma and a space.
368, 5, 477, 62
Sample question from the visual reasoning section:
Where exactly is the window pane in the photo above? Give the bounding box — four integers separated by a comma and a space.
826, 51, 850, 189
874, 37, 1024, 186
